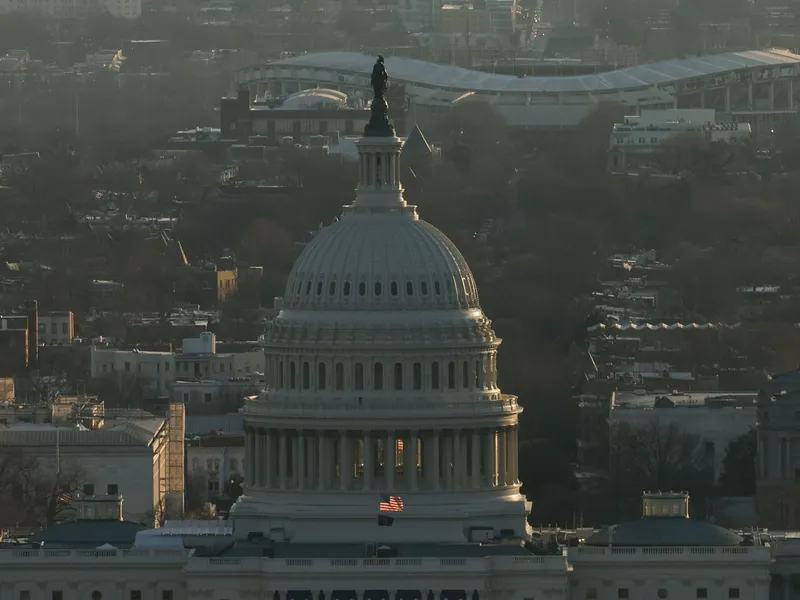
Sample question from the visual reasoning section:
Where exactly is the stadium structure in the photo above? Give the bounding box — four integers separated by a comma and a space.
234, 49, 800, 133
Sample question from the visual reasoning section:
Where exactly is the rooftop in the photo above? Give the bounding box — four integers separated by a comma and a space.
612, 391, 757, 410
269, 49, 800, 94
198, 539, 548, 559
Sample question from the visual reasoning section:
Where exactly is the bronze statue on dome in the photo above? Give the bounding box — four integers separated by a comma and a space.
371, 55, 388, 100
364, 55, 395, 137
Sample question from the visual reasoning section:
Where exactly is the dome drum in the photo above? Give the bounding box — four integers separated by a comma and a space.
259, 351, 502, 399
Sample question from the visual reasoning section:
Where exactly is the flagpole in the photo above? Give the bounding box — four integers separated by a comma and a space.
56, 427, 60, 476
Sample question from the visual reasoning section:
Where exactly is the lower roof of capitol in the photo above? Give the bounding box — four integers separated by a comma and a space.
194, 540, 550, 558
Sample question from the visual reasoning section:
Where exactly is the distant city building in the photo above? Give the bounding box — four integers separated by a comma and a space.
608, 109, 752, 173
236, 50, 800, 132
38, 311, 75, 345
0, 0, 140, 18
610, 391, 758, 480
186, 429, 244, 502
221, 89, 372, 145
440, 4, 492, 35
90, 332, 264, 400
0, 404, 185, 525
757, 369, 800, 529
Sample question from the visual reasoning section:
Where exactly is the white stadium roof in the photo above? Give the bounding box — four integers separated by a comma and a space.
270, 49, 800, 94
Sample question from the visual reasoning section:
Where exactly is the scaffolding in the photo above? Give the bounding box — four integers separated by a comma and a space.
164, 402, 186, 519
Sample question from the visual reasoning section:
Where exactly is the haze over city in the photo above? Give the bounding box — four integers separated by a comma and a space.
1, 0, 800, 597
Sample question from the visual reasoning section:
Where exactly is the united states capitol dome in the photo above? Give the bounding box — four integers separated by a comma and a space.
283, 211, 480, 312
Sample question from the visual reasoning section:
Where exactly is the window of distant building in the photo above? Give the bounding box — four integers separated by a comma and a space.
728, 589, 740, 599
617, 590, 629, 599
585, 590, 597, 600
107, 484, 118, 495
52, 592, 63, 600
696, 590, 708, 599
83, 484, 94, 496
131, 591, 142, 600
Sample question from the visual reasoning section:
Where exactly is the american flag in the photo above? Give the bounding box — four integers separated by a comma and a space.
58, 490, 71, 504
379, 494, 404, 513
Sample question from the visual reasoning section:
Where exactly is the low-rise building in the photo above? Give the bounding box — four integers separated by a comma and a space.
608, 109, 751, 173
221, 89, 372, 145
38, 311, 75, 345
0, 404, 185, 525
186, 430, 244, 501
90, 333, 264, 401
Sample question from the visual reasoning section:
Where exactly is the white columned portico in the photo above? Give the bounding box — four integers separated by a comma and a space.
298, 430, 306, 490
266, 430, 274, 488
472, 429, 481, 488
432, 430, 441, 490
409, 430, 418, 491
279, 431, 287, 490
387, 431, 395, 490
364, 431, 374, 489
498, 427, 507, 486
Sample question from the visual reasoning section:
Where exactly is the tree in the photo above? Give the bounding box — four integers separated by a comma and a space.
718, 429, 756, 496
609, 421, 714, 520
0, 448, 86, 529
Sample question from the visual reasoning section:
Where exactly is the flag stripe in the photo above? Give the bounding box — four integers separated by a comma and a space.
379, 494, 404, 513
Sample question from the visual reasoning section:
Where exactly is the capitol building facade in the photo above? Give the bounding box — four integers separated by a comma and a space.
0, 73, 777, 600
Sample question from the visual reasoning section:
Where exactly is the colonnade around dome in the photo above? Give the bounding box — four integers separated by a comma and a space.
243, 426, 520, 493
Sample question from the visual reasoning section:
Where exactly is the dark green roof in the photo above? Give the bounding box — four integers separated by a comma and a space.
30, 520, 148, 549
584, 518, 743, 547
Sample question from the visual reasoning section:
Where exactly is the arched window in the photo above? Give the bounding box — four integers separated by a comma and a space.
431, 361, 440, 389
421, 281, 429, 296
448, 361, 456, 389
374, 282, 382, 296
316, 282, 323, 296
329, 282, 336, 295
434, 281, 441, 295
406, 281, 414, 295
305, 281, 312, 295
344, 281, 351, 296
413, 362, 422, 390
358, 281, 366, 296
476, 358, 484, 389
279, 360, 284, 388
335, 362, 345, 390
318, 362, 327, 390
394, 362, 403, 390
374, 363, 384, 390
290, 361, 297, 389
462, 360, 469, 389
355, 363, 364, 390
390, 281, 398, 296
302, 362, 310, 389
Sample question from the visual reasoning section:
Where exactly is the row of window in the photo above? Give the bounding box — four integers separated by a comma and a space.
270, 358, 495, 392
291, 276, 468, 301
586, 587, 739, 599
18, 586, 173, 600
81, 483, 118, 496
191, 458, 239, 474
